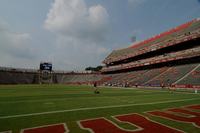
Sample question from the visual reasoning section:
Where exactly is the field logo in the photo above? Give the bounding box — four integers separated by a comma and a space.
148, 105, 200, 128
78, 113, 183, 133
2, 105, 200, 133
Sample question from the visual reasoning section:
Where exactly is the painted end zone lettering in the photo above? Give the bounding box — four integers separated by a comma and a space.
168, 108, 200, 117
185, 105, 200, 110
21, 123, 69, 133
79, 118, 130, 133
116, 114, 183, 133
148, 106, 200, 128
79, 114, 183, 133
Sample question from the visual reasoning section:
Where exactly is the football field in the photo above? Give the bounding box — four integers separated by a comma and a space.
0, 85, 200, 133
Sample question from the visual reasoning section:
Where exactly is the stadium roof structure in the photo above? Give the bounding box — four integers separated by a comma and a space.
103, 18, 200, 65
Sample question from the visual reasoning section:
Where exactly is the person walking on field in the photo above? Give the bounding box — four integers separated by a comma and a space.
94, 82, 100, 94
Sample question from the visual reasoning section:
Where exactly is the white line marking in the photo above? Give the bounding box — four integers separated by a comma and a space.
0, 98, 199, 119
20, 123, 69, 133
78, 117, 141, 133
147, 108, 200, 129
113, 113, 185, 133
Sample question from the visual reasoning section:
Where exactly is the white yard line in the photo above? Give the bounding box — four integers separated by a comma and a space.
0, 98, 199, 119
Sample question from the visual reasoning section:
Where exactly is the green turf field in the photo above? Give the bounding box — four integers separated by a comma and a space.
0, 84, 200, 133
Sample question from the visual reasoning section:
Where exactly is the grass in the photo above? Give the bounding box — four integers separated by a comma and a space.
0, 84, 199, 133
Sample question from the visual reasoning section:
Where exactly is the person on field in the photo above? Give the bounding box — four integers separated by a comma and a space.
94, 82, 100, 94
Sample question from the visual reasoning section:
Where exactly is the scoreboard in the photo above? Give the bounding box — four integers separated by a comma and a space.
39, 62, 53, 84
40, 62, 52, 71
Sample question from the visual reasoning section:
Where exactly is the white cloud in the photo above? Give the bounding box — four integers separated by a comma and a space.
44, 0, 110, 70
0, 19, 37, 68
44, 0, 109, 39
0, 29, 32, 58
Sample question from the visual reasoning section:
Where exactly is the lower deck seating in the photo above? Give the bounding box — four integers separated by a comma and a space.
104, 63, 200, 87
0, 71, 37, 84
129, 67, 169, 86
0, 63, 199, 87
104, 70, 147, 87
57, 74, 107, 84
176, 64, 200, 85
144, 64, 198, 87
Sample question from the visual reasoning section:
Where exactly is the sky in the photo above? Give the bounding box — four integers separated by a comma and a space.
0, 0, 200, 71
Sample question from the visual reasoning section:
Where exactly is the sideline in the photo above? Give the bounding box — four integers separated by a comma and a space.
0, 98, 200, 119
103, 86, 198, 95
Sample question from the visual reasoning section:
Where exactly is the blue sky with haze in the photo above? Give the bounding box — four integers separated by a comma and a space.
0, 0, 200, 70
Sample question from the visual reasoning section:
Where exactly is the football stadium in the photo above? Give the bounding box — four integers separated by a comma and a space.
1, 1, 200, 133
0, 18, 200, 133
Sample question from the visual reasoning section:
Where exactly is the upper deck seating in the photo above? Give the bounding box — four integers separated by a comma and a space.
102, 46, 200, 72
104, 19, 200, 64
